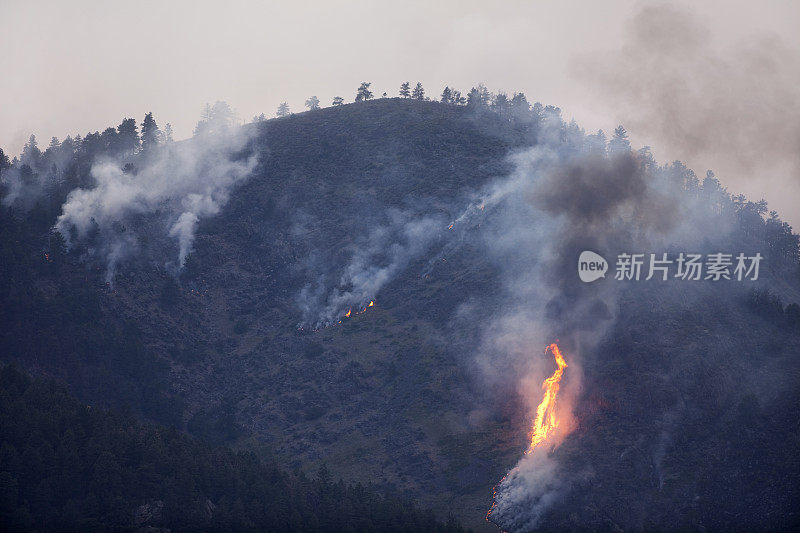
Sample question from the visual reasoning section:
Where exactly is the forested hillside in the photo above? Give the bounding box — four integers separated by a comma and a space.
1, 93, 799, 530
0, 365, 464, 531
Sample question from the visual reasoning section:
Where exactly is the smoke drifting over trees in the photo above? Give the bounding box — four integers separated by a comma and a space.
577, 2, 800, 226
297, 210, 446, 328
1, 83, 798, 530
1, 104, 257, 282
259, 89, 797, 530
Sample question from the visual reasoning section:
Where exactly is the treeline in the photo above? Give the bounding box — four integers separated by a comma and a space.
1, 84, 798, 277
0, 111, 174, 232
269, 81, 539, 117
0, 365, 465, 531
0, 103, 250, 430
2, 82, 798, 272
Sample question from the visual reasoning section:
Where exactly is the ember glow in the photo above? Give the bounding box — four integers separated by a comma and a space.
344, 299, 374, 318
334, 300, 377, 325
528, 343, 568, 452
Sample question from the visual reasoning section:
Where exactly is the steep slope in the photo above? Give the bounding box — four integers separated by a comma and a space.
2, 98, 799, 530
116, 99, 528, 527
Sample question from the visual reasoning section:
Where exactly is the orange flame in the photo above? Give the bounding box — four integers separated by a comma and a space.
527, 343, 567, 452
487, 343, 569, 523
336, 301, 376, 324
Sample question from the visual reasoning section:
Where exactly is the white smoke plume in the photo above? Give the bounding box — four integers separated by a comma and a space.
169, 211, 200, 267
477, 139, 729, 530
297, 209, 446, 327
490, 451, 569, 533
55, 125, 257, 281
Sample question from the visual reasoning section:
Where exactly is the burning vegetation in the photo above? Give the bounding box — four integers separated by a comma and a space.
487, 342, 571, 527
528, 343, 568, 452
338, 300, 375, 323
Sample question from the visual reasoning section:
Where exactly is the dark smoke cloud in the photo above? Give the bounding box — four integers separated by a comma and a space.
575, 2, 800, 226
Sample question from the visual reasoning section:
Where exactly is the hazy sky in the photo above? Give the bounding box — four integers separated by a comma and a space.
1, 0, 799, 223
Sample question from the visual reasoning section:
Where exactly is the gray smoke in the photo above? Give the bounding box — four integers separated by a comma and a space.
55, 124, 257, 282
480, 141, 724, 531
297, 209, 446, 328
575, 2, 800, 227
1, 166, 37, 208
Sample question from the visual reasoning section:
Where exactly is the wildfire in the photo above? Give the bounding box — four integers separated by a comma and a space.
334, 300, 376, 325
527, 343, 568, 452
486, 343, 569, 524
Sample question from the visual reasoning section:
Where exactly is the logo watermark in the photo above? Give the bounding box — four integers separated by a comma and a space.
578, 251, 609, 282
578, 251, 762, 282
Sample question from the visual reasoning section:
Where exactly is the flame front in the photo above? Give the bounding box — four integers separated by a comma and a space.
528, 343, 568, 452
487, 343, 569, 524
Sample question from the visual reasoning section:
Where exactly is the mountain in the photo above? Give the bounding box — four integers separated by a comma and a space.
2, 97, 799, 531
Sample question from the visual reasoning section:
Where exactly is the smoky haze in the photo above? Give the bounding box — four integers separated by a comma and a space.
576, 2, 800, 226
1, 0, 798, 227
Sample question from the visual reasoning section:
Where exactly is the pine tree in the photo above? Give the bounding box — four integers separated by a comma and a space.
0, 148, 9, 176
194, 102, 235, 136
276, 102, 291, 117
116, 118, 140, 155
100, 127, 118, 153
305, 96, 320, 110
467, 84, 490, 107
510, 92, 530, 112
492, 92, 510, 113
412, 82, 425, 100
590, 129, 607, 154
440, 86, 452, 104
141, 112, 162, 152
331, 96, 344, 106
21, 135, 41, 168
355, 82, 373, 102
399, 82, 411, 98
210, 102, 235, 127
608, 125, 631, 154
